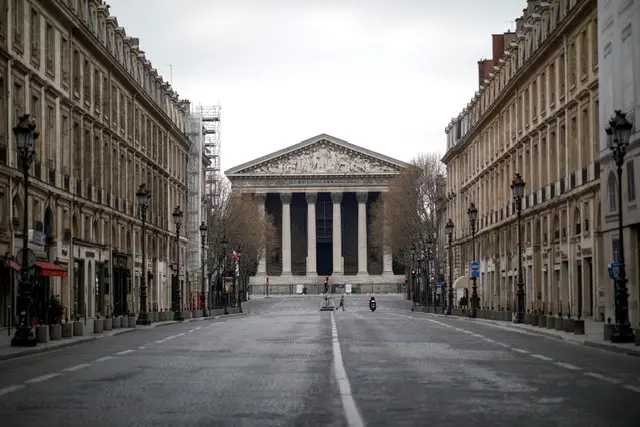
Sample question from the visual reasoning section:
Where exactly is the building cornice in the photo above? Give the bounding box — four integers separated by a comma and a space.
441, 0, 595, 165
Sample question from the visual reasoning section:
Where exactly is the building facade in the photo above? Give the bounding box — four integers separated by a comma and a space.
597, 0, 640, 325
0, 0, 196, 326
225, 134, 409, 292
442, 0, 602, 320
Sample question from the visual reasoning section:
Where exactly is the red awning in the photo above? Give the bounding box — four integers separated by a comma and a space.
7, 260, 21, 271
34, 261, 68, 278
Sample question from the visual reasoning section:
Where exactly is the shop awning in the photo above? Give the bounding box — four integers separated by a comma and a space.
34, 261, 68, 278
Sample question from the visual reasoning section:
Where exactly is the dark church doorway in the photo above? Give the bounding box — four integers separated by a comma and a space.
316, 193, 333, 276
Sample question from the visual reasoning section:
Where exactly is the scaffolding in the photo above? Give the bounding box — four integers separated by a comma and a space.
184, 105, 222, 295
200, 105, 222, 206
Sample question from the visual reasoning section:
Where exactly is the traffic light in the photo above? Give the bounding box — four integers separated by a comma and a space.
411, 269, 417, 278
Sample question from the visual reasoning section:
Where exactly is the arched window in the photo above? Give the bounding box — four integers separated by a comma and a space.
607, 173, 617, 212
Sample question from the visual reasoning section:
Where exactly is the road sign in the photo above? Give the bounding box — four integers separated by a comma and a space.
470, 261, 480, 271
471, 271, 479, 279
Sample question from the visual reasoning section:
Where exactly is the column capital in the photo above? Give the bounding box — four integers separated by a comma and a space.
280, 192, 292, 204
330, 192, 343, 203
254, 192, 267, 205
305, 192, 317, 204
356, 191, 368, 203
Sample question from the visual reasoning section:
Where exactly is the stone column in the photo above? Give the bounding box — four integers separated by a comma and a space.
280, 192, 292, 275
357, 191, 368, 275
382, 200, 394, 275
255, 193, 267, 276
331, 192, 343, 275
306, 192, 317, 276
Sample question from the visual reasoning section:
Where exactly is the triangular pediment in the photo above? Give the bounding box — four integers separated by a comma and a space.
225, 134, 409, 176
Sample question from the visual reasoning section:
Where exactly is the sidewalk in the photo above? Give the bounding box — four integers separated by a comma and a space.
0, 311, 247, 362
422, 312, 640, 358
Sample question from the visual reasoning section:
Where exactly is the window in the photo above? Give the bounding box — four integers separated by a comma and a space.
83, 59, 90, 104
30, 8, 39, 64
61, 113, 69, 173
608, 172, 617, 212
45, 103, 55, 166
45, 23, 54, 74
72, 49, 80, 95
12, 0, 24, 50
61, 37, 69, 85
628, 160, 636, 202
612, 238, 621, 262
94, 69, 100, 111
72, 122, 81, 179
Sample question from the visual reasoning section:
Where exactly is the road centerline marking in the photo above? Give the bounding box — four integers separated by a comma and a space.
331, 312, 364, 427
24, 373, 60, 384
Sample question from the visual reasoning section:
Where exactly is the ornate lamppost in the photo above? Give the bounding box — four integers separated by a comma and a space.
136, 184, 151, 325
172, 206, 184, 321
425, 237, 434, 307
199, 221, 208, 317
606, 110, 635, 343
467, 203, 479, 318
220, 235, 228, 315
445, 219, 454, 315
511, 173, 526, 324
11, 114, 39, 347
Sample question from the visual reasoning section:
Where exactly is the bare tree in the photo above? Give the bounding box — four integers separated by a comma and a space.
370, 152, 445, 263
205, 179, 276, 277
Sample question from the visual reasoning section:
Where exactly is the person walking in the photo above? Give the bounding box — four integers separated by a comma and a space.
339, 294, 345, 311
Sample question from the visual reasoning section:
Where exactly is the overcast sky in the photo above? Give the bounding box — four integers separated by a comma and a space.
106, 0, 525, 172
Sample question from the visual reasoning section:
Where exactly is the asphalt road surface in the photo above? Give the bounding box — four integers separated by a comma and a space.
1, 295, 639, 426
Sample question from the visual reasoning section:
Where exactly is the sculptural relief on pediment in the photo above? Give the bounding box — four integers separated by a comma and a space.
246, 142, 398, 175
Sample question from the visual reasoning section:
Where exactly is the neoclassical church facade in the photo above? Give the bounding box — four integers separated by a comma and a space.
225, 134, 409, 288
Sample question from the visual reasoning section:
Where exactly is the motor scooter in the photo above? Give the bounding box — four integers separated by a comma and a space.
369, 299, 377, 312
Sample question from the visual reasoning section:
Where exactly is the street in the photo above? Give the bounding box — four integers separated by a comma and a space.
1, 295, 639, 427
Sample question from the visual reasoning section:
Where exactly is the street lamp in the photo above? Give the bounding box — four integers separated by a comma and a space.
511, 172, 526, 324
606, 110, 635, 343
425, 237, 434, 307
199, 221, 208, 317
11, 114, 39, 347
445, 219, 454, 315
136, 184, 151, 325
172, 206, 184, 321
467, 202, 479, 318
220, 235, 228, 315
236, 247, 243, 313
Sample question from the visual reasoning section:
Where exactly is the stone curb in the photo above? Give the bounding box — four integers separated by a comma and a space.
0, 328, 137, 362
416, 311, 640, 358
0, 312, 250, 362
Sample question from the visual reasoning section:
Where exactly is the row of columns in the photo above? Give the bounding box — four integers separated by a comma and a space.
255, 191, 392, 276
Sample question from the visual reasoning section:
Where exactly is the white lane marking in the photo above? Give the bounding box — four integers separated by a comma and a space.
623, 384, 640, 393
177, 332, 185, 337
155, 339, 165, 343
531, 354, 553, 361
330, 312, 364, 427
471, 333, 483, 337
138, 346, 146, 350
188, 329, 195, 333
195, 327, 202, 330
63, 363, 92, 372
483, 338, 496, 343
116, 349, 135, 355
538, 397, 565, 403
24, 373, 60, 384
0, 384, 26, 396
95, 356, 114, 362
497, 342, 511, 348
512, 348, 530, 354
584, 372, 622, 384
555, 362, 581, 370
